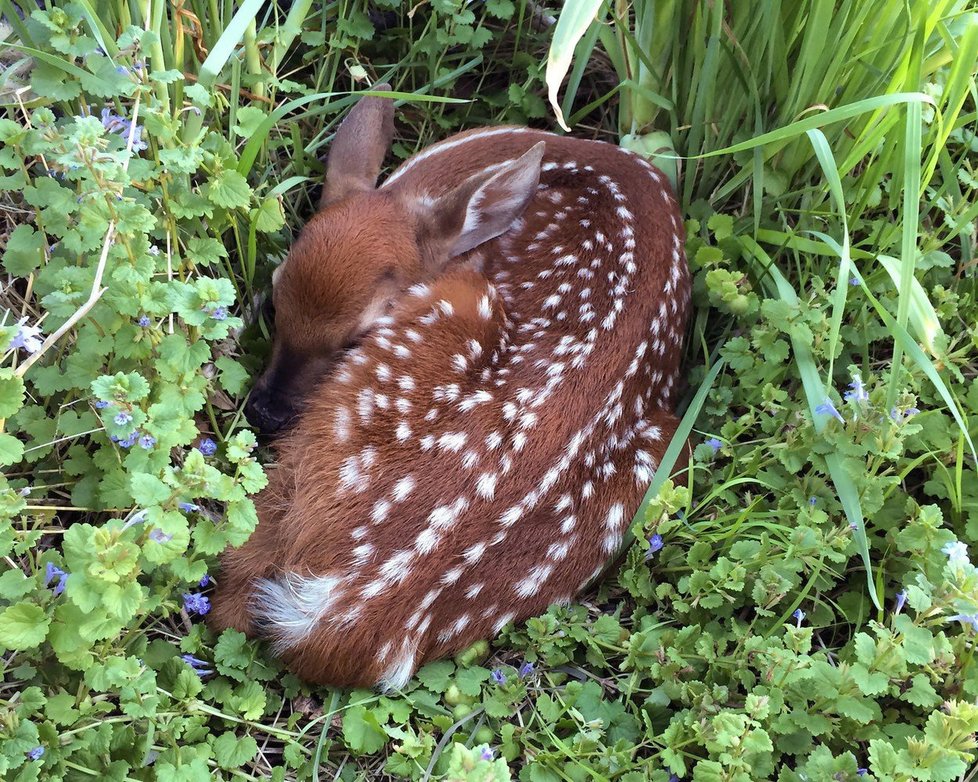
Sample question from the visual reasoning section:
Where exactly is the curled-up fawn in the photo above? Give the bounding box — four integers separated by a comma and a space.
210, 86, 691, 690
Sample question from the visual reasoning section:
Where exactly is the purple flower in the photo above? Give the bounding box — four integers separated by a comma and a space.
138, 434, 156, 450
150, 529, 173, 543
118, 431, 138, 449
480, 746, 494, 761
183, 592, 211, 616
27, 746, 44, 761
844, 374, 869, 404
137, 315, 151, 327
894, 590, 907, 615
44, 562, 68, 596
10, 318, 43, 353
181, 653, 213, 677
209, 306, 228, 321
857, 770, 867, 777
669, 775, 680, 782
518, 661, 534, 678
197, 438, 218, 457
100, 107, 148, 152
113, 411, 132, 426
704, 437, 722, 452
815, 399, 844, 423
490, 668, 506, 685
95, 400, 109, 409
849, 276, 860, 286
179, 502, 199, 513
808, 497, 817, 506
890, 406, 921, 423
199, 574, 211, 588
792, 608, 805, 627
645, 534, 664, 561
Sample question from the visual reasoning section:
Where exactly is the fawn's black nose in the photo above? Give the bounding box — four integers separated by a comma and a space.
245, 390, 297, 435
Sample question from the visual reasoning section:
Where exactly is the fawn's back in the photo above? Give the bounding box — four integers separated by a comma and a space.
211, 89, 690, 689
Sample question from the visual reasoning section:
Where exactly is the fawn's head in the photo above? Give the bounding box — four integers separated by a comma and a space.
246, 87, 546, 434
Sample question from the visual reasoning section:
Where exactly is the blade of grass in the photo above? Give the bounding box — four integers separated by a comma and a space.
544, 0, 605, 131
886, 99, 922, 410
805, 128, 851, 385
622, 358, 726, 551
876, 255, 946, 358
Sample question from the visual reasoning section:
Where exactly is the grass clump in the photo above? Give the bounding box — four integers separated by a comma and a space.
0, 1, 977, 780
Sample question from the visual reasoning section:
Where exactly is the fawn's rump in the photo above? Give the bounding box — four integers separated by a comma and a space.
211, 128, 690, 689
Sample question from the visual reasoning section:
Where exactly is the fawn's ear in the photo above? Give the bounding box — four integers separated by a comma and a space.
413, 141, 545, 268
320, 85, 395, 208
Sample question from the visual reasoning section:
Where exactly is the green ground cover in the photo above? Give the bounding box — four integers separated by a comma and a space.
0, 1, 977, 779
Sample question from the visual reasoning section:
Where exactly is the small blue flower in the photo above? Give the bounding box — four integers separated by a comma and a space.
138, 434, 156, 450
179, 502, 199, 513
857, 770, 868, 777
490, 668, 506, 685
792, 608, 805, 627
197, 438, 218, 457
704, 437, 722, 452
94, 400, 110, 409
44, 562, 68, 596
518, 661, 534, 678
480, 746, 494, 761
113, 411, 132, 426
948, 613, 978, 632
181, 654, 213, 677
894, 590, 907, 615
843, 374, 869, 404
815, 399, 845, 423
150, 529, 173, 543
122, 509, 147, 530
27, 746, 44, 761
849, 276, 860, 286
137, 315, 151, 327
210, 306, 228, 321
645, 534, 664, 561
669, 775, 680, 782
890, 406, 921, 423
118, 431, 138, 449
199, 574, 211, 588
10, 318, 43, 352
183, 592, 211, 616
808, 497, 817, 506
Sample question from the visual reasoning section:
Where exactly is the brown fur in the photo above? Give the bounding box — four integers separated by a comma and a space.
213, 92, 691, 690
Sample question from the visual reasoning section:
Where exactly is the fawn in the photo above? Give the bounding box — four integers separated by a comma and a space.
210, 86, 691, 690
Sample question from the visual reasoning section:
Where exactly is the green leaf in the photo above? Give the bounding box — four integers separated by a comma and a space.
0, 602, 51, 650
253, 196, 285, 233
205, 169, 253, 210
0, 434, 25, 466
232, 106, 268, 137
415, 659, 455, 693
2, 224, 46, 277
130, 474, 170, 505
215, 356, 250, 396
212, 731, 258, 769
342, 705, 388, 754
0, 568, 34, 600
0, 370, 26, 418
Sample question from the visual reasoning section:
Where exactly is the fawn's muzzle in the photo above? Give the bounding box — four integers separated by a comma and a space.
245, 387, 299, 435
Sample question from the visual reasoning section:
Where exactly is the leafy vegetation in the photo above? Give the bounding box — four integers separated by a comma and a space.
0, 0, 977, 780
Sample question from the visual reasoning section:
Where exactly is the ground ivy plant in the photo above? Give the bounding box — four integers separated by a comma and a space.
1, 1, 977, 781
